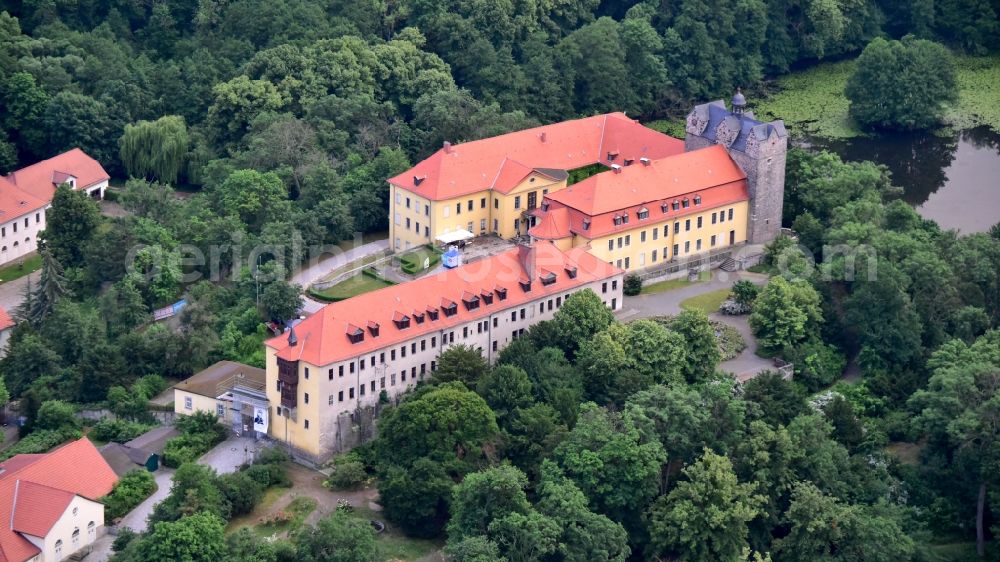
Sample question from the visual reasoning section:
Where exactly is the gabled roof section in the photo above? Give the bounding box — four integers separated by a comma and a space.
0, 438, 118, 562
5, 148, 110, 203
0, 176, 48, 223
528, 207, 571, 240
547, 145, 746, 216
389, 113, 683, 200
267, 243, 622, 365
11, 481, 74, 537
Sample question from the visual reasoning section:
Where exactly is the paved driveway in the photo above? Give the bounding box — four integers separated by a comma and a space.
289, 240, 389, 288
197, 435, 267, 474
619, 270, 773, 381
88, 467, 175, 561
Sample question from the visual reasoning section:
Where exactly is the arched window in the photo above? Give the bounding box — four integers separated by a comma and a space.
55, 539, 63, 560
12, 241, 18, 248
72, 528, 80, 545
24, 237, 29, 245
88, 521, 96, 539
1, 247, 6, 253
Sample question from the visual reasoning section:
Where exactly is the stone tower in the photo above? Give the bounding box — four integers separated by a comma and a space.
683, 91, 788, 244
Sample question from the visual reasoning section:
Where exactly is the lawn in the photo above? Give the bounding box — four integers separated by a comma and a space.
680, 288, 731, 314
226, 486, 288, 535
398, 245, 443, 274
0, 253, 41, 284
753, 54, 1000, 139
640, 271, 712, 295
310, 271, 395, 302
351, 505, 443, 561
238, 495, 318, 539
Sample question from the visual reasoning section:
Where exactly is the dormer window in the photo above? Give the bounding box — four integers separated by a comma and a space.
682, 198, 690, 208
496, 287, 508, 301
541, 202, 549, 211
661, 202, 669, 213
413, 175, 426, 186
367, 321, 380, 337
693, 195, 702, 205
347, 325, 365, 344
540, 271, 557, 286
427, 306, 440, 320
519, 278, 532, 292
613, 215, 623, 226
637, 208, 649, 220
582, 218, 591, 231
565, 266, 578, 279
481, 290, 494, 305
442, 300, 458, 317
623, 158, 634, 166
462, 292, 481, 311
392, 313, 410, 330
414, 311, 425, 324
607, 150, 619, 161
672, 200, 680, 211
622, 213, 629, 224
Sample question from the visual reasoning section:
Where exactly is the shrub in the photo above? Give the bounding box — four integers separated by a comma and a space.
719, 298, 752, 315
90, 418, 156, 443
218, 471, 265, 516
730, 280, 759, 306
244, 462, 290, 488
103, 469, 157, 520
783, 340, 847, 392
0, 428, 81, 461
35, 400, 79, 431
325, 453, 367, 489
112, 528, 137, 552
162, 433, 214, 468
256, 446, 289, 466
175, 411, 227, 442
623, 274, 642, 296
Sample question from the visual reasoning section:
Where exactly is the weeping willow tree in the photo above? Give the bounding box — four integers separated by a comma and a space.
119, 115, 190, 184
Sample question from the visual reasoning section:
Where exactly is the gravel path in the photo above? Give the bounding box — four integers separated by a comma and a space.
87, 468, 176, 561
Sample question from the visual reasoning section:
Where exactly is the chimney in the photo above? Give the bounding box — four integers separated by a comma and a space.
640, 157, 651, 166
540, 132, 547, 142
287, 326, 298, 347
611, 164, 622, 174
443, 141, 452, 153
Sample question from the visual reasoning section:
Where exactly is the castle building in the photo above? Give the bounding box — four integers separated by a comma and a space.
263, 242, 623, 462
387, 113, 684, 251
391, 94, 787, 273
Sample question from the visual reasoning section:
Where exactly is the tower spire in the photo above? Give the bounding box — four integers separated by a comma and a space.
731, 87, 746, 116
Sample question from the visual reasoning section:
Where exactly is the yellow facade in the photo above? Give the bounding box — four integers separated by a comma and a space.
575, 201, 749, 271
389, 173, 567, 251
174, 389, 223, 419
264, 350, 324, 458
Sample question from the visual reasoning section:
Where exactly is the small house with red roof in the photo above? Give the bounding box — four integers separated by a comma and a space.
0, 438, 118, 562
0, 149, 109, 268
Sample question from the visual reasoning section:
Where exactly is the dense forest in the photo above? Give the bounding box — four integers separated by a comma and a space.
0, 1, 999, 561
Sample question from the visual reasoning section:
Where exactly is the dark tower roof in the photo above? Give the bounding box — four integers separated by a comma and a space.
731, 88, 746, 115
287, 326, 298, 347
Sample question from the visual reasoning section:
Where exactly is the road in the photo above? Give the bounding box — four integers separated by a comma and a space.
0, 271, 36, 314
289, 239, 389, 288
619, 270, 773, 381
88, 467, 176, 561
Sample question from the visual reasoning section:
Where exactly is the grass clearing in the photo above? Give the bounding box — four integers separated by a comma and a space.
680, 288, 731, 314
226, 486, 288, 535
310, 270, 395, 302
0, 253, 41, 284
398, 245, 443, 274
350, 505, 443, 561
754, 54, 1000, 139
640, 277, 698, 294
246, 495, 317, 539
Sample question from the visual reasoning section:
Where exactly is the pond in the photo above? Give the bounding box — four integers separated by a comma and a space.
804, 126, 1000, 233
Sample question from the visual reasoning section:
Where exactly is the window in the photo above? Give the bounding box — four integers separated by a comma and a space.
304, 367, 310, 380
582, 218, 591, 230
401, 345, 407, 357
405, 197, 411, 208
329, 395, 334, 405
608, 239, 614, 252
455, 202, 461, 215
395, 191, 402, 204
394, 212, 401, 226
622, 213, 629, 224
391, 373, 397, 386
480, 219, 486, 231
696, 239, 702, 251
350, 362, 355, 373
73, 528, 80, 546
481, 197, 487, 208
617, 237, 623, 249
711, 234, 717, 247
682, 198, 690, 208
625, 234, 631, 246
624, 256, 630, 269
514, 195, 522, 209
431, 336, 437, 347
652, 249, 658, 262
640, 231, 647, 243
339, 365, 344, 377
12, 223, 16, 233
55, 540, 63, 559
35, 213, 40, 224
653, 227, 658, 240
304, 393, 309, 404
360, 383, 365, 395
712, 212, 717, 224
88, 521, 95, 539
697, 216, 703, 228
672, 200, 680, 211
638, 208, 649, 220
612, 279, 618, 290
339, 391, 344, 402
694, 195, 702, 205
216, 403, 225, 417
602, 282, 608, 293
673, 243, 679, 257
304, 419, 310, 429
468, 200, 474, 211
613, 215, 622, 226
493, 218, 498, 231
328, 368, 334, 380
349, 387, 355, 398
425, 204, 430, 216
494, 198, 499, 209
684, 240, 690, 253
674, 222, 680, 234
520, 308, 526, 320
184, 397, 192, 410
728, 208, 734, 220
685, 219, 691, 231
528, 191, 537, 209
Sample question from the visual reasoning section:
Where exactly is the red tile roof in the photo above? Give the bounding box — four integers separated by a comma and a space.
0, 308, 14, 332
529, 207, 572, 240
0, 438, 118, 562
4, 148, 110, 203
11, 481, 74, 537
531, 145, 750, 240
389, 113, 683, 200
0, 176, 47, 223
267, 242, 622, 366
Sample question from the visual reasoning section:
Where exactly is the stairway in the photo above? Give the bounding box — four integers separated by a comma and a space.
719, 258, 737, 272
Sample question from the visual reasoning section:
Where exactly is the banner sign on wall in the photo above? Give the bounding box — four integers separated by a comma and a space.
253, 407, 269, 433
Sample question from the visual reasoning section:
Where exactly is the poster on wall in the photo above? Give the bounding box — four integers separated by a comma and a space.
253, 407, 269, 433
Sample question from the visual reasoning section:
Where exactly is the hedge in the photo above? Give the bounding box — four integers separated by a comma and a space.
0, 428, 81, 461
103, 469, 157, 520
399, 246, 442, 274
